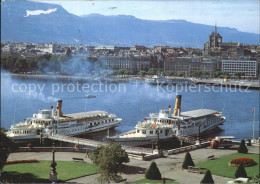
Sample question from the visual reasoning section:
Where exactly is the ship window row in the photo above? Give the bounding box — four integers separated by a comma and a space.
158, 119, 177, 124
13, 130, 33, 134
137, 129, 164, 135
78, 118, 114, 124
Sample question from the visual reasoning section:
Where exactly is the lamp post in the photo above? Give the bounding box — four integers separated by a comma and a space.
197, 122, 202, 146
49, 142, 57, 182
156, 127, 160, 150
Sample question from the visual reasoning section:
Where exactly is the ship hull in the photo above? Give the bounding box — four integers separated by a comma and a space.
109, 119, 225, 147
8, 121, 120, 143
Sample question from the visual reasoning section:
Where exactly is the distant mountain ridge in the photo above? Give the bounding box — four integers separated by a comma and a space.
1, 1, 259, 48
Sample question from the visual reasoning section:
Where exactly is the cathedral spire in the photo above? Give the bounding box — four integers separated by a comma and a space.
215, 23, 217, 34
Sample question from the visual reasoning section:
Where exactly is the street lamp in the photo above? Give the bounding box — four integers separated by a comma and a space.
49, 142, 57, 182
156, 127, 160, 150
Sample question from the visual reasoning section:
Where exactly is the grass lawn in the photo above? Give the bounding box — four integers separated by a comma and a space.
132, 178, 179, 184
2, 160, 98, 182
196, 153, 259, 178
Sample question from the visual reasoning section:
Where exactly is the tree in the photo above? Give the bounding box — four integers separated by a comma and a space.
166, 71, 175, 76
222, 71, 230, 78
0, 128, 16, 171
182, 151, 195, 169
138, 70, 147, 77
123, 69, 130, 75
89, 143, 129, 183
201, 170, 214, 184
176, 72, 184, 77
194, 71, 202, 78
202, 71, 210, 78
214, 71, 222, 78
238, 139, 248, 153
14, 58, 28, 73
157, 69, 164, 75
235, 164, 247, 178
145, 162, 161, 180
65, 48, 72, 60
148, 68, 157, 75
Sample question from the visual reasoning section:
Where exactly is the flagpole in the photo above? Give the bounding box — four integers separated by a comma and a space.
253, 107, 255, 140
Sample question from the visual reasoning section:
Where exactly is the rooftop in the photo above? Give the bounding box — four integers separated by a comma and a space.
180, 109, 218, 119
64, 111, 107, 119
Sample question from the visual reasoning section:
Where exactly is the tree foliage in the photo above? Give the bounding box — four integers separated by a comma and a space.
138, 70, 147, 77
147, 68, 157, 75
238, 139, 248, 153
182, 151, 195, 169
114, 69, 130, 76
235, 164, 247, 178
201, 170, 214, 184
0, 128, 16, 171
165, 71, 175, 76
145, 162, 162, 180
89, 143, 129, 183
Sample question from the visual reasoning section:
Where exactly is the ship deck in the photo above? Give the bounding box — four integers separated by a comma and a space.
62, 111, 107, 120
180, 109, 218, 119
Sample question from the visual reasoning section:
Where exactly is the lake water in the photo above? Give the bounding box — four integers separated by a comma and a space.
1, 73, 259, 141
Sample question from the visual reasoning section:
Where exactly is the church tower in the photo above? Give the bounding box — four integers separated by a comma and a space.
209, 24, 222, 49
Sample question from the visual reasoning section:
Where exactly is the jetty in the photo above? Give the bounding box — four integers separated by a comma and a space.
195, 79, 260, 90
44, 134, 153, 155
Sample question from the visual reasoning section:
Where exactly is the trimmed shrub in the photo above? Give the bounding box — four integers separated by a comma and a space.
235, 164, 247, 178
145, 162, 161, 180
201, 170, 214, 184
182, 151, 195, 169
238, 139, 248, 153
6, 159, 39, 164
229, 157, 256, 167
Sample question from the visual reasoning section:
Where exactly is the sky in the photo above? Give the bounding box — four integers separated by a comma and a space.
40, 0, 259, 34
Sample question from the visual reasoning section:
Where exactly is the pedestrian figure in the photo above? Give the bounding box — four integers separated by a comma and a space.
162, 177, 166, 184
86, 149, 89, 158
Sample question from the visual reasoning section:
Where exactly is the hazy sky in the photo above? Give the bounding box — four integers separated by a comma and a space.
41, 0, 259, 34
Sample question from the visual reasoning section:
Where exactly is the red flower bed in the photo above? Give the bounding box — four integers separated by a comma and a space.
229, 157, 256, 167
6, 159, 39, 164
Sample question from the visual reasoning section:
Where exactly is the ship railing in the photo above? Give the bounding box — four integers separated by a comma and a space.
45, 134, 153, 155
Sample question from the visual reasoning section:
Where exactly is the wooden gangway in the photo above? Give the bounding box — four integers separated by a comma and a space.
45, 134, 153, 155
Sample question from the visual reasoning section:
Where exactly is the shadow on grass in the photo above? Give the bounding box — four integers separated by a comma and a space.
0, 171, 64, 183
121, 165, 146, 175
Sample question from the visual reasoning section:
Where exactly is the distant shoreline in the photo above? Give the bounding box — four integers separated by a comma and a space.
2, 73, 260, 89
3, 73, 131, 82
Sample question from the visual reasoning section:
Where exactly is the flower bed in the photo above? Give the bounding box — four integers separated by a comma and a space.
6, 159, 39, 165
228, 157, 257, 167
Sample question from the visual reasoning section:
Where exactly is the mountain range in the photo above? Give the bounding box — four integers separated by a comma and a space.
1, 1, 259, 48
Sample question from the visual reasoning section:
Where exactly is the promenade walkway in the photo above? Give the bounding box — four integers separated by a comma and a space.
8, 145, 259, 183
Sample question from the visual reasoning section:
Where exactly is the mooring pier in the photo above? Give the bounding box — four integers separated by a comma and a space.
44, 134, 154, 155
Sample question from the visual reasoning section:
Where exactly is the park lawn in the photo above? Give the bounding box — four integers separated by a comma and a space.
132, 178, 179, 184
3, 160, 98, 181
196, 153, 259, 178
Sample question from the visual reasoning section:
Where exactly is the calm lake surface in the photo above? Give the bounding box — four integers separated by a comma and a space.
1, 74, 259, 141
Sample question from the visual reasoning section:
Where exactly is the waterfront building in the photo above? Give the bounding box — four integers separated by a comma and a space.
222, 60, 258, 78
164, 56, 218, 77
94, 46, 116, 51
99, 55, 151, 73
35, 43, 53, 54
